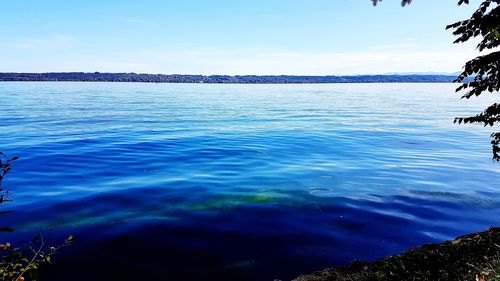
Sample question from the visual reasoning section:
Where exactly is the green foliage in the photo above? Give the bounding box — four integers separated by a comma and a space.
374, 0, 500, 161
0, 153, 73, 281
448, 0, 500, 161
0, 235, 73, 281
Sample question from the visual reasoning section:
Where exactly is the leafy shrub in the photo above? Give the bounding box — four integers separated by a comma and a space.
0, 153, 73, 281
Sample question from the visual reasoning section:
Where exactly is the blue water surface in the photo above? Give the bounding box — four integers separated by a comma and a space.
1, 82, 499, 281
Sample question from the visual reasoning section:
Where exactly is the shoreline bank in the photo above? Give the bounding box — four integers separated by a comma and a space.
294, 227, 500, 281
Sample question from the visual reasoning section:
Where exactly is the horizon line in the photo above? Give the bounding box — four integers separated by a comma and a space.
0, 71, 461, 77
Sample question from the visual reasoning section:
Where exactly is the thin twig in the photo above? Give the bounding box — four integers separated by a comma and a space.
15, 234, 45, 281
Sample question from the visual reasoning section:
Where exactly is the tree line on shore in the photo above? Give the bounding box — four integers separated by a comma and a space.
0, 72, 460, 84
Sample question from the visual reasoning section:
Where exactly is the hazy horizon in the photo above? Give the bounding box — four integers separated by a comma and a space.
0, 1, 480, 75
0, 71, 462, 76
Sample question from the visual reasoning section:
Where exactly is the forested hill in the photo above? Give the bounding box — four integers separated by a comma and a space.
0, 72, 459, 84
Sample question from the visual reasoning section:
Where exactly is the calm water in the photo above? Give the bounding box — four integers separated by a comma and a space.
1, 82, 500, 281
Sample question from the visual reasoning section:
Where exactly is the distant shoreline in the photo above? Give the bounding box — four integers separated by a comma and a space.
0, 72, 460, 84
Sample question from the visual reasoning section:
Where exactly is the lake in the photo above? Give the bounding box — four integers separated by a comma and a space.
1, 82, 499, 281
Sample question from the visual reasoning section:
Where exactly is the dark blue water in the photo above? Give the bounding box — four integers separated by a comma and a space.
1, 82, 499, 281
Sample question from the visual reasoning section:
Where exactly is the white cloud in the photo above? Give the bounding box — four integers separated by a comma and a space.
5, 35, 74, 49
0, 44, 480, 75
127, 46, 479, 75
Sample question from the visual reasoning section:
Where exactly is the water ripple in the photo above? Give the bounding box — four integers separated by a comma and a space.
1, 82, 499, 281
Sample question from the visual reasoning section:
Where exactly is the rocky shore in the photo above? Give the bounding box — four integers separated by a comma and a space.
294, 227, 500, 281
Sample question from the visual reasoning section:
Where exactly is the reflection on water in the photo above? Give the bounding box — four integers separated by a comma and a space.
0, 82, 499, 281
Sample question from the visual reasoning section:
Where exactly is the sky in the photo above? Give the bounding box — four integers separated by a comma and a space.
0, 0, 483, 75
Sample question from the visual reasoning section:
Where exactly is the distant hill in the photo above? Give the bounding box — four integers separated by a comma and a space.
0, 72, 460, 84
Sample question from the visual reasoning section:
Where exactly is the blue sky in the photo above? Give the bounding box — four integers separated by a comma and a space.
0, 0, 481, 75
